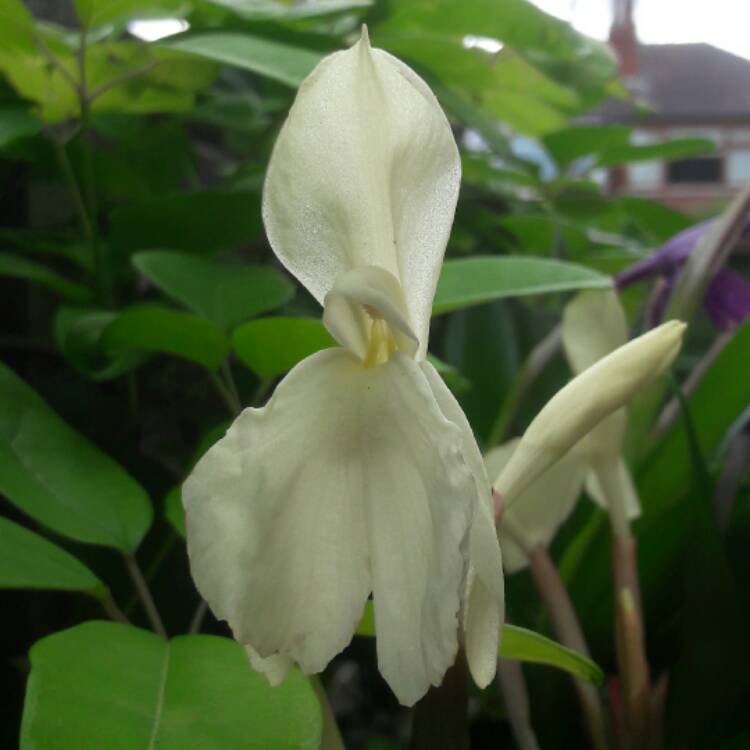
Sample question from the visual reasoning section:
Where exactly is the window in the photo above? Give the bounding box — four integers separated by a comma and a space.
627, 162, 661, 189
727, 150, 750, 185
666, 157, 723, 184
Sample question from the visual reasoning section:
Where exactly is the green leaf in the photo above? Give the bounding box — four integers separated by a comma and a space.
21, 622, 323, 749
203, 0, 372, 21
432, 256, 612, 315
110, 191, 262, 254
74, 0, 186, 28
542, 124, 631, 167
232, 317, 336, 378
54, 308, 147, 381
133, 251, 294, 329
596, 138, 715, 167
355, 603, 602, 685
164, 487, 185, 538
373, 0, 618, 134
101, 307, 231, 371
500, 624, 604, 685
0, 106, 42, 148
0, 253, 92, 303
162, 33, 323, 88
0, 516, 104, 594
0, 362, 152, 550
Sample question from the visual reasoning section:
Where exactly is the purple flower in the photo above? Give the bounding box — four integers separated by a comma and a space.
616, 218, 750, 331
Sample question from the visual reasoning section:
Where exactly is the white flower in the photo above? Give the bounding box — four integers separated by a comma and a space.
494, 316, 685, 507
182, 27, 504, 707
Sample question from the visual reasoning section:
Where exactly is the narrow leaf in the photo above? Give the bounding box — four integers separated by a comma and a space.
0, 253, 92, 303
433, 256, 611, 315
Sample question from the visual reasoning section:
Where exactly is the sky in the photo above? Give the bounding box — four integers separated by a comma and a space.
529, 0, 750, 60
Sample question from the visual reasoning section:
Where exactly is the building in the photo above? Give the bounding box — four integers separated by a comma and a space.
600, 0, 750, 212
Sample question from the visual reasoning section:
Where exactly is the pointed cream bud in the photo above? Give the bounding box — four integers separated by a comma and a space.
495, 320, 686, 504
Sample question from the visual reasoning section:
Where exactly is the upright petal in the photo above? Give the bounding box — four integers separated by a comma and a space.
562, 289, 628, 374
486, 441, 587, 573
420, 361, 505, 689
585, 457, 641, 520
263, 27, 460, 359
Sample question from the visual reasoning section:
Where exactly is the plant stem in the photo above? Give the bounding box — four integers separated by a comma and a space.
76, 27, 111, 306
526, 545, 610, 750
595, 462, 651, 749
496, 659, 541, 750
52, 137, 94, 241
123, 552, 167, 638
210, 371, 242, 416
410, 649, 469, 750
188, 600, 209, 635
87, 61, 159, 103
100, 592, 130, 624
488, 326, 561, 446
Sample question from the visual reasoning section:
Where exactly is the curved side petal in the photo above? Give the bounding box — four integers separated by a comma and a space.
183, 350, 372, 676
420, 361, 505, 689
262, 29, 460, 359
562, 289, 628, 374
486, 442, 586, 574
365, 354, 475, 705
585, 457, 641, 520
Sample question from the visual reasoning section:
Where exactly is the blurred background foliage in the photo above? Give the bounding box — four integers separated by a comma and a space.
1, 0, 749, 748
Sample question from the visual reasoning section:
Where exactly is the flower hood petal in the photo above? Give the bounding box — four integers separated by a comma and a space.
262, 27, 460, 360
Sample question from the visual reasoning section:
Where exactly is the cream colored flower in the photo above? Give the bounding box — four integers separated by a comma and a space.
182, 28, 504, 707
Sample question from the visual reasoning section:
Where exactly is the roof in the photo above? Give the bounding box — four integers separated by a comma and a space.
594, 43, 750, 124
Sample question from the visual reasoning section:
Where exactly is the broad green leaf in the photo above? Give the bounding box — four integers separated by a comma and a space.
232, 317, 336, 378
133, 251, 294, 330
110, 191, 262, 253
101, 307, 231, 371
616, 197, 692, 243
356, 603, 602, 685
596, 138, 715, 167
542, 124, 631, 167
164, 487, 185, 538
75, 0, 186, 28
0, 106, 42, 148
21, 622, 323, 750
433, 256, 611, 314
203, 0, 372, 21
0, 516, 104, 594
373, 0, 618, 134
162, 33, 323, 88
0, 363, 152, 550
55, 308, 147, 381
0, 252, 92, 303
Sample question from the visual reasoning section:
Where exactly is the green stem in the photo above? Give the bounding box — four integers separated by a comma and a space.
210, 371, 242, 417
410, 649, 469, 750
123, 552, 168, 639
52, 137, 93, 241
488, 326, 561, 447
100, 592, 130, 624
